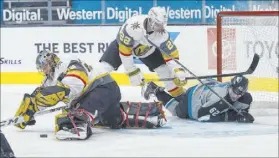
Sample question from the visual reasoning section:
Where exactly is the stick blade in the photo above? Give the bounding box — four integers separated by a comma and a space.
246, 53, 260, 74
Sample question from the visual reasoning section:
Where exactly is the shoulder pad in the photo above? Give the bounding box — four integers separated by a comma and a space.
116, 24, 135, 47
158, 31, 170, 43
125, 16, 146, 40
116, 16, 147, 46
67, 60, 88, 75
159, 36, 177, 54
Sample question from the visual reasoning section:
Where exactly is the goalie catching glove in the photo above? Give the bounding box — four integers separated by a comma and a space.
14, 82, 70, 129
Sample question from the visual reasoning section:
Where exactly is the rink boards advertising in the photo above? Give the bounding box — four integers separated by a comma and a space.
0, 0, 278, 25
0, 26, 278, 93
0, 0, 278, 92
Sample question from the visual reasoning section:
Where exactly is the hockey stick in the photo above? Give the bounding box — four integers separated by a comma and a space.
0, 105, 68, 127
144, 36, 245, 116
167, 58, 244, 115
143, 53, 260, 82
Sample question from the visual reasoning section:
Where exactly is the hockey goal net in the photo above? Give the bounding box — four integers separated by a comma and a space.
217, 11, 278, 109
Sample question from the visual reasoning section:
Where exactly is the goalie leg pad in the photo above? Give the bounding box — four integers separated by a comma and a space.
121, 102, 161, 116
55, 109, 94, 140
120, 102, 167, 128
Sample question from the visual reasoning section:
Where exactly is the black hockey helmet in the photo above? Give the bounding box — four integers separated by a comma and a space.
230, 75, 249, 96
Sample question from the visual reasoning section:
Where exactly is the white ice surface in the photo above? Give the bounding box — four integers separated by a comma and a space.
1, 85, 278, 157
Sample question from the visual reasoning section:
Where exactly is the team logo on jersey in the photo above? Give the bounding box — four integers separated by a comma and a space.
134, 45, 152, 56
131, 22, 140, 30
134, 32, 180, 64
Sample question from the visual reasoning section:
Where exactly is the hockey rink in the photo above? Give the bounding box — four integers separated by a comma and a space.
1, 85, 278, 157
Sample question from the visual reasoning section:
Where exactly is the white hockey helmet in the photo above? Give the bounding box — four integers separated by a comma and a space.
36, 50, 60, 76
148, 7, 168, 32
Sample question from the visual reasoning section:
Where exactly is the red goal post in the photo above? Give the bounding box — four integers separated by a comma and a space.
216, 11, 279, 82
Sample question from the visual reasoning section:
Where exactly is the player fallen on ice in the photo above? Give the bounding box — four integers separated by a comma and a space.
99, 6, 188, 99
13, 50, 166, 140
142, 75, 255, 123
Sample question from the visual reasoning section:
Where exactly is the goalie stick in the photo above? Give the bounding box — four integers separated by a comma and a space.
0, 105, 68, 127
143, 53, 260, 82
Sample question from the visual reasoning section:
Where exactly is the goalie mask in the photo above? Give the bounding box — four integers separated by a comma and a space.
36, 50, 60, 77
147, 7, 168, 32
228, 75, 249, 101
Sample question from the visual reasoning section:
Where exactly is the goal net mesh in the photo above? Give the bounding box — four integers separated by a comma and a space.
218, 12, 278, 111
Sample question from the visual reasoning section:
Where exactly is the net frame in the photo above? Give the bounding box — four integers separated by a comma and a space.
216, 11, 279, 82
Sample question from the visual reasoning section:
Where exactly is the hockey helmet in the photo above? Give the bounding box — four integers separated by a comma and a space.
148, 7, 168, 32
36, 50, 60, 75
228, 75, 249, 101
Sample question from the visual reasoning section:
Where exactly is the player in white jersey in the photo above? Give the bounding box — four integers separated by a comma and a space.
142, 75, 255, 123
99, 7, 188, 98
13, 50, 166, 140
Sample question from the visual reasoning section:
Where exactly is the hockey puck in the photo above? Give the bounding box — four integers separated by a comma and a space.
40, 134, 48, 138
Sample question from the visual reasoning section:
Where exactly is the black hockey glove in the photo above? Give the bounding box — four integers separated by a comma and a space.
236, 111, 254, 123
